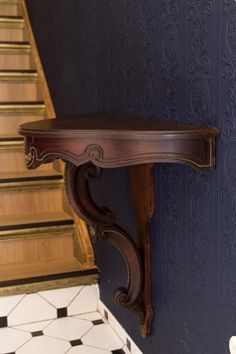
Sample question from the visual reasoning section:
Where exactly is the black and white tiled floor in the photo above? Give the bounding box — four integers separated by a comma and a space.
0, 285, 136, 354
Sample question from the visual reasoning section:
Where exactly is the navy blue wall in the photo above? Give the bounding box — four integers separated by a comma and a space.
26, 1, 236, 353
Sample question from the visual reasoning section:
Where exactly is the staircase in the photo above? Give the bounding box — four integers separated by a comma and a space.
0, 0, 97, 295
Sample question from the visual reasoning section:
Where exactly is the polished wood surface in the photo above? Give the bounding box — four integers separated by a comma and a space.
20, 113, 219, 170
20, 112, 219, 336
21, 113, 219, 135
130, 164, 155, 337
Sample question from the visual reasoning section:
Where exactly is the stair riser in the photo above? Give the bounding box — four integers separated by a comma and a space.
0, 233, 74, 265
0, 114, 44, 135
0, 149, 52, 172
0, 28, 25, 41
0, 81, 41, 101
0, 53, 33, 69
0, 4, 20, 16
0, 188, 64, 215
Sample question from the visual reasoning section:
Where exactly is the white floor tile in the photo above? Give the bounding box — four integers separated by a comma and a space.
14, 319, 54, 332
68, 285, 98, 316
0, 327, 31, 353
74, 312, 102, 321
39, 286, 83, 308
0, 294, 25, 316
16, 336, 70, 354
44, 317, 93, 341
98, 300, 143, 354
0, 287, 142, 354
82, 323, 124, 351
230, 337, 236, 354
8, 293, 57, 326
67, 345, 110, 354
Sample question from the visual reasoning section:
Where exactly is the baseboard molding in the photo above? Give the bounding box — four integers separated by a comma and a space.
98, 299, 143, 354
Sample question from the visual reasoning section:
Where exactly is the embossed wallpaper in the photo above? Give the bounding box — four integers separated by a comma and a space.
26, 1, 236, 353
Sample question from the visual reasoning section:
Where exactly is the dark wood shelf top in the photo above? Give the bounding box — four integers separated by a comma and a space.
20, 112, 219, 139
19, 113, 219, 171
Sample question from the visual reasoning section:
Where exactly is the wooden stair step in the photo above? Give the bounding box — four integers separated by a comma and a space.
0, 0, 18, 4
0, 15, 23, 28
0, 210, 75, 266
0, 16, 24, 41
0, 137, 51, 172
0, 134, 23, 149
0, 169, 63, 191
0, 210, 74, 235
0, 113, 44, 135
0, 28, 24, 42
0, 167, 64, 215
0, 69, 37, 81
0, 100, 45, 114
0, 3, 19, 17
0, 51, 32, 70
0, 258, 98, 285
0, 40, 29, 53
0, 79, 41, 102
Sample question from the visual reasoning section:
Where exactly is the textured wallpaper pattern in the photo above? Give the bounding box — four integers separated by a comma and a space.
26, 1, 236, 353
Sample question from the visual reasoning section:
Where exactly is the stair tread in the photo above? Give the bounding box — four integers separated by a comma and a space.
0, 42, 30, 53
0, 100, 44, 105
0, 41, 29, 44
0, 101, 45, 114
0, 134, 23, 141
0, 169, 62, 182
0, 16, 22, 19
0, 16, 23, 26
0, 210, 74, 230
0, 69, 37, 78
0, 69, 36, 73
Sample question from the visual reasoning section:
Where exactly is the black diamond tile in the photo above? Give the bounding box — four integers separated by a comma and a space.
57, 307, 67, 318
70, 339, 83, 347
104, 309, 109, 320
92, 319, 104, 326
111, 350, 126, 354
0, 316, 7, 328
31, 330, 43, 337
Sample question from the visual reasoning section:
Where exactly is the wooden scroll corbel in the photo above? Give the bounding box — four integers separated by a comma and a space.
64, 162, 147, 328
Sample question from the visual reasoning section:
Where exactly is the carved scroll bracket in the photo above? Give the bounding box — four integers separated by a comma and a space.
64, 161, 154, 335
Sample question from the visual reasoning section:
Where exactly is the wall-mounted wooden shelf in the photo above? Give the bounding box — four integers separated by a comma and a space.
19, 112, 219, 337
